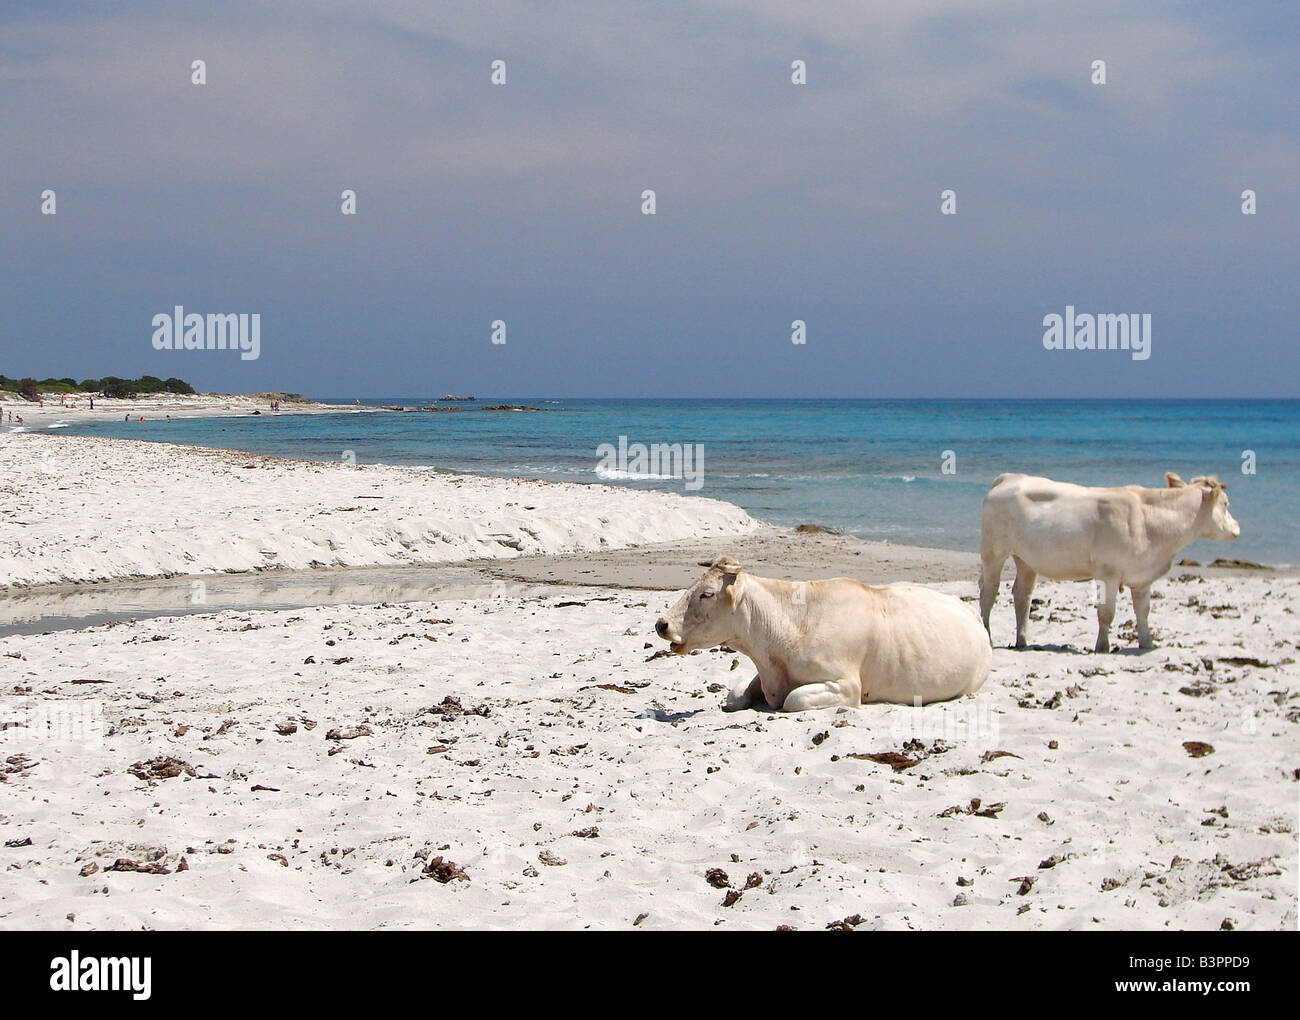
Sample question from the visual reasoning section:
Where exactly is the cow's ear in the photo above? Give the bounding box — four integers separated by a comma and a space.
699, 556, 742, 573
1165, 472, 1186, 488
725, 573, 745, 610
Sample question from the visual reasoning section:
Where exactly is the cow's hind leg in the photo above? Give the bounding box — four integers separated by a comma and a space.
781, 677, 861, 713
1011, 556, 1037, 649
1131, 584, 1154, 649
979, 554, 1006, 638
724, 673, 764, 712
1094, 574, 1120, 653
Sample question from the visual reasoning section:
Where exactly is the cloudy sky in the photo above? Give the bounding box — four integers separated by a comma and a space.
2, 1, 1296, 398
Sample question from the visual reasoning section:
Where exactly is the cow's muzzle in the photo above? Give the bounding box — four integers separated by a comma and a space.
655, 617, 685, 651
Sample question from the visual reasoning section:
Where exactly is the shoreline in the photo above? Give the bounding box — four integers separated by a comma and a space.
2, 429, 1292, 594
6, 396, 1295, 572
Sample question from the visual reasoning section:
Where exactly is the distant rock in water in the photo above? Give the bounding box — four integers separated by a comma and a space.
250, 392, 308, 402
480, 404, 545, 412
794, 523, 841, 535
1208, 557, 1269, 570
441, 394, 476, 401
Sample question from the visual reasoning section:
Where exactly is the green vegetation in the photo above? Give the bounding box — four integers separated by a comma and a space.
0, 374, 196, 400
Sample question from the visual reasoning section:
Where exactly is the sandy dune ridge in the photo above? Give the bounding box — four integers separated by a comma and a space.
0, 434, 758, 588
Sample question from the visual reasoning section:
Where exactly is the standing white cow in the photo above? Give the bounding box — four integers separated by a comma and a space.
979, 472, 1240, 653
654, 557, 991, 712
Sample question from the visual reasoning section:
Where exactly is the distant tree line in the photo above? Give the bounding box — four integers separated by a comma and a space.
0, 375, 196, 400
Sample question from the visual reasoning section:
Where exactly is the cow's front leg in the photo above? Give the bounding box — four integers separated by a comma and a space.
1094, 575, 1120, 653
1131, 584, 1153, 649
724, 673, 764, 712
781, 676, 862, 713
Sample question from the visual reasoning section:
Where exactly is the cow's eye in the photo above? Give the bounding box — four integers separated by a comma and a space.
699, 590, 715, 599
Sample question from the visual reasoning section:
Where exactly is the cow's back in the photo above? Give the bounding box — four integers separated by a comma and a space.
981, 474, 1143, 580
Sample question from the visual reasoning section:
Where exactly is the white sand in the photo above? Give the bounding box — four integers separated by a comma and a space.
0, 434, 758, 588
0, 572, 1294, 930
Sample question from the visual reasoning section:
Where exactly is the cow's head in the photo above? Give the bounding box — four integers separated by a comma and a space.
1166, 473, 1241, 541
654, 556, 745, 653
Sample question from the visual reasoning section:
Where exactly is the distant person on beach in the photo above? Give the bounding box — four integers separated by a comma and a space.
89, 397, 94, 409
166, 415, 172, 423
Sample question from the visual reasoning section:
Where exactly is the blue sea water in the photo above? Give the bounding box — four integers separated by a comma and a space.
49, 399, 1300, 565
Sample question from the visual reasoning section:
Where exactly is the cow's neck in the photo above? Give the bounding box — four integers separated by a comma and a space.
729, 574, 802, 670
1140, 485, 1211, 562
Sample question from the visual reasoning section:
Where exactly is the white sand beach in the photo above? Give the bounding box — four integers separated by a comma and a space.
0, 433, 1296, 930
0, 391, 356, 427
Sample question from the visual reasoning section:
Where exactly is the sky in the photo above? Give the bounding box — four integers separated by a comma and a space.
1, 0, 1297, 398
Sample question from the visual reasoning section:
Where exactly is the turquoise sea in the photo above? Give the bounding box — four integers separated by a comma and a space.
51, 399, 1300, 566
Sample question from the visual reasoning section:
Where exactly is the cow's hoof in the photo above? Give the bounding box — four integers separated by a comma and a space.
1013, 639, 1027, 650
1094, 642, 1110, 654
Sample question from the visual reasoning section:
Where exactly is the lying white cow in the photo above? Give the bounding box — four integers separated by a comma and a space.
979, 472, 1240, 653
654, 557, 991, 712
